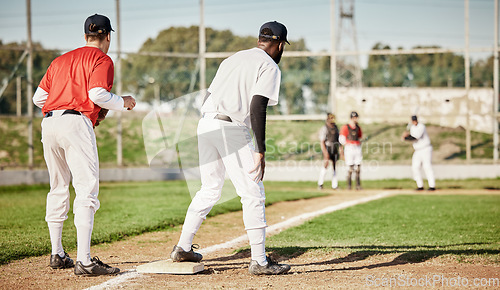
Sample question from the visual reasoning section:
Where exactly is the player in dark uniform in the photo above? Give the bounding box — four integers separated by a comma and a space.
318, 113, 342, 189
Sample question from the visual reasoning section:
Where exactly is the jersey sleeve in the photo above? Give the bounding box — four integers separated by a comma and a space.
38, 64, 53, 92
339, 125, 348, 137
252, 65, 281, 106
358, 126, 362, 139
88, 55, 114, 91
319, 126, 327, 141
410, 124, 424, 139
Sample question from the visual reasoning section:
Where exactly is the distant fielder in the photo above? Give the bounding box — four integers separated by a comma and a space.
402, 115, 436, 191
318, 113, 342, 189
339, 111, 363, 190
170, 21, 291, 275
33, 14, 136, 276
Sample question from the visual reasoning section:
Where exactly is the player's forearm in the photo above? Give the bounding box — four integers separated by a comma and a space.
250, 95, 269, 153
32, 87, 48, 108
88, 87, 125, 111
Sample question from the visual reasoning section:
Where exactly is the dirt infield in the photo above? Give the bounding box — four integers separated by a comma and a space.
1, 189, 498, 289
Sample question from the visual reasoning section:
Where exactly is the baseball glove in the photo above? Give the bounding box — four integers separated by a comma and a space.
94, 108, 109, 127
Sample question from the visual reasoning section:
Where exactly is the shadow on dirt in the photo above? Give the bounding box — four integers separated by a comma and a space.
263, 243, 499, 273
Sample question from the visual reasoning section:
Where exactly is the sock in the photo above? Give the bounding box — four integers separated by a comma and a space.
332, 171, 338, 188
178, 213, 204, 252
47, 221, 64, 257
74, 206, 94, 265
247, 228, 267, 266
318, 167, 327, 186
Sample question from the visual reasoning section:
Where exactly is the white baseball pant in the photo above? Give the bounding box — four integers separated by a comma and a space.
344, 144, 362, 166
41, 110, 100, 264
178, 115, 267, 263
183, 115, 266, 229
412, 145, 435, 188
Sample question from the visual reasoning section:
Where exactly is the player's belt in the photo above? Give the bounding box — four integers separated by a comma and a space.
214, 114, 232, 122
45, 109, 81, 118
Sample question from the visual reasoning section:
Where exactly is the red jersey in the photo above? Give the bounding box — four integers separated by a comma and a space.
38, 46, 114, 125
340, 123, 362, 145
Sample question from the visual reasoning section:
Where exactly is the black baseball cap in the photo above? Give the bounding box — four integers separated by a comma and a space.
259, 21, 290, 45
84, 14, 114, 35
350, 111, 359, 118
411, 115, 418, 121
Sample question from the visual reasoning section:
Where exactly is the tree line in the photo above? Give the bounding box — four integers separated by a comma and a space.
0, 26, 494, 115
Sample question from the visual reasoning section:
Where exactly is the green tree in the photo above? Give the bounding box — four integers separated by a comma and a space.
121, 26, 313, 114
0, 41, 60, 115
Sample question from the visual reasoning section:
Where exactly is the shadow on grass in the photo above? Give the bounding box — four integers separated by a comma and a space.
204, 243, 498, 273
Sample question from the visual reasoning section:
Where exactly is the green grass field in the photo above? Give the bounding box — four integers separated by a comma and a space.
0, 180, 328, 265
1, 179, 498, 265
267, 194, 500, 264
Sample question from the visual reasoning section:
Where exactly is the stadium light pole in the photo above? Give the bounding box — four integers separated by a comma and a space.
494, 0, 499, 163
26, 0, 34, 169
464, 0, 471, 162
116, 0, 123, 167
199, 0, 206, 91
329, 0, 337, 116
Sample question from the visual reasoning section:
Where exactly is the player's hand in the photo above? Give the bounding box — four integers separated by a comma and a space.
323, 152, 329, 160
401, 131, 409, 141
123, 96, 136, 110
249, 152, 265, 182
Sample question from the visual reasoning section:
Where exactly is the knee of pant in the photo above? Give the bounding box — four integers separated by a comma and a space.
74, 198, 100, 213
355, 165, 361, 174
348, 166, 354, 174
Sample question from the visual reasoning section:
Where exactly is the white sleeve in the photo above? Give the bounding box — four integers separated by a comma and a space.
339, 135, 346, 145
252, 66, 281, 106
88, 87, 124, 111
410, 124, 425, 139
319, 126, 326, 141
33, 87, 48, 109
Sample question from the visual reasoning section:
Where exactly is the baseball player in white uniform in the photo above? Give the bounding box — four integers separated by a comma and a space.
32, 14, 136, 276
170, 21, 291, 275
339, 111, 363, 190
402, 115, 436, 190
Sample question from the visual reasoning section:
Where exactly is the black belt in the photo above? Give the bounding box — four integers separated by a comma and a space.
214, 114, 232, 122
45, 109, 81, 118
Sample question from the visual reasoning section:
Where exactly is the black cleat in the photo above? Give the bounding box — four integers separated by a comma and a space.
248, 256, 291, 275
50, 252, 74, 269
74, 257, 120, 276
428, 187, 436, 191
318, 185, 324, 190
416, 187, 424, 191
170, 245, 203, 262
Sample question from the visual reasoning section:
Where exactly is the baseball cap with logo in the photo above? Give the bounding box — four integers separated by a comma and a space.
84, 14, 114, 35
259, 21, 290, 45
350, 111, 359, 118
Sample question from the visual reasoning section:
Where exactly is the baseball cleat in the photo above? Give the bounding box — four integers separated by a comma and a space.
74, 257, 120, 276
170, 245, 203, 262
50, 252, 74, 269
318, 185, 323, 190
416, 187, 424, 191
428, 187, 436, 191
248, 256, 291, 275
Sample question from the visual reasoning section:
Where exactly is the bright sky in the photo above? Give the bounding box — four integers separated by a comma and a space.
0, 0, 496, 66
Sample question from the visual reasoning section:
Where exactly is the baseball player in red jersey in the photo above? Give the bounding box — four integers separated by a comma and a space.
170, 21, 291, 275
339, 111, 363, 190
32, 14, 136, 276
